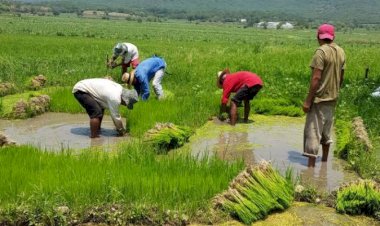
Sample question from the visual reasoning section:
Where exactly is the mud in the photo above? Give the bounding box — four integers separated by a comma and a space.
252, 202, 379, 226
189, 115, 359, 192
0, 112, 128, 151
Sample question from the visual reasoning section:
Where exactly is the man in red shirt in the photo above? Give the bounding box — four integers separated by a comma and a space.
217, 69, 263, 125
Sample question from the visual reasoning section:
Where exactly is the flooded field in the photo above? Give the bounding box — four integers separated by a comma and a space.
0, 113, 359, 192
0, 112, 128, 151
0, 113, 377, 225
189, 115, 358, 192
0, 112, 359, 192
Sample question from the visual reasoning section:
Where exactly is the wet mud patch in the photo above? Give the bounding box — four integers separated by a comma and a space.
188, 115, 358, 192
251, 202, 378, 225
0, 112, 128, 151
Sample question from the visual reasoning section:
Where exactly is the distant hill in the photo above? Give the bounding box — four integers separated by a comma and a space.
12, 0, 380, 24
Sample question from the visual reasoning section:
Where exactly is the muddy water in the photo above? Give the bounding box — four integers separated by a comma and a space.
0, 113, 128, 151
189, 115, 358, 192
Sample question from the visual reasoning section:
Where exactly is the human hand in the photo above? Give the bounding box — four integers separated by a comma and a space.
218, 112, 229, 121
303, 101, 311, 113
107, 61, 117, 69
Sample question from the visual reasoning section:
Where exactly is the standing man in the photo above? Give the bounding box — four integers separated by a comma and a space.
216, 69, 263, 126
121, 56, 166, 100
303, 24, 346, 167
72, 78, 138, 138
107, 42, 140, 75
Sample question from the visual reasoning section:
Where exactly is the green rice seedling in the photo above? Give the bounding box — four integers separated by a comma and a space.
1, 13, 380, 224
143, 122, 193, 153
45, 86, 84, 113
336, 179, 380, 217
335, 119, 353, 159
252, 98, 303, 117
0, 142, 244, 224
213, 161, 294, 224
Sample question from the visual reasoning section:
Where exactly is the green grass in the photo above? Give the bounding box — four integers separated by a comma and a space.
0, 142, 244, 224
1, 14, 380, 223
0, 91, 47, 118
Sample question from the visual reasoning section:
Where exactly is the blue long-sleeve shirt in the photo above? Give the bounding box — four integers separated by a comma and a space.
134, 56, 166, 100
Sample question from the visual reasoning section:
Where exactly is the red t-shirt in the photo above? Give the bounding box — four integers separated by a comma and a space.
221, 71, 263, 104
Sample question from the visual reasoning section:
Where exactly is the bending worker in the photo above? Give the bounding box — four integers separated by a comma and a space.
121, 55, 166, 100
216, 69, 263, 125
107, 42, 140, 75
72, 78, 138, 138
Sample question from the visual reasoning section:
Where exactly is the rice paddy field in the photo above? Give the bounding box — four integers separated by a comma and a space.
1, 13, 380, 224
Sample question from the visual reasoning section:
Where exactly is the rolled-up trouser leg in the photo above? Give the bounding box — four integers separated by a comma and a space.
303, 101, 336, 158
152, 69, 165, 99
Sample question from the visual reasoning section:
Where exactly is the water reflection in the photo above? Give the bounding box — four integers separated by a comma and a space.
190, 116, 359, 191
215, 131, 254, 165
0, 113, 128, 151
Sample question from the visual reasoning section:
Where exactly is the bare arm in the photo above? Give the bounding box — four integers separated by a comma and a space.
243, 99, 250, 122
303, 68, 322, 113
340, 69, 345, 87
107, 56, 122, 68
220, 103, 227, 114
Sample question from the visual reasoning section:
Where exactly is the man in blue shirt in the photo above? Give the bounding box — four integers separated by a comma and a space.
122, 56, 166, 100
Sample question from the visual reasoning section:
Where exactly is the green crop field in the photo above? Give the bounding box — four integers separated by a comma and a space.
1, 14, 380, 224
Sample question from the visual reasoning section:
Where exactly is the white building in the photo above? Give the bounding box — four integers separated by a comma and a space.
257, 21, 294, 29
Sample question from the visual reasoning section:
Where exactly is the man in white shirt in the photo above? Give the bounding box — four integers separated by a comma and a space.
72, 78, 138, 138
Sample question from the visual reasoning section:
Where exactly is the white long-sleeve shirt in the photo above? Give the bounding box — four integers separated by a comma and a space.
72, 78, 124, 130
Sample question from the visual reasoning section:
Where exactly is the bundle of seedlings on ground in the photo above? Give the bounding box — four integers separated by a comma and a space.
0, 82, 16, 97
336, 179, 380, 217
335, 117, 378, 179
294, 184, 319, 203
11, 94, 50, 119
27, 75, 47, 90
213, 160, 294, 224
143, 123, 192, 153
352, 117, 373, 151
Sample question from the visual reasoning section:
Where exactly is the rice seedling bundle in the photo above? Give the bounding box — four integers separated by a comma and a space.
213, 160, 294, 224
336, 179, 380, 216
143, 123, 192, 152
10, 94, 50, 119
0, 82, 16, 97
352, 117, 373, 151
